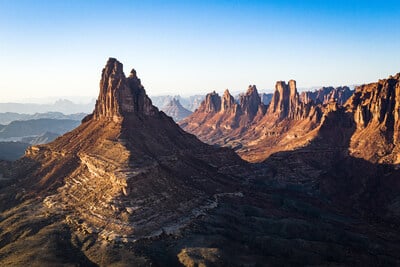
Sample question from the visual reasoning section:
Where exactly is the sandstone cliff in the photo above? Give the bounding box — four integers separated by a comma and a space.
1, 61, 400, 266
300, 86, 353, 105
347, 73, 400, 163
17, 58, 246, 244
179, 86, 266, 146
92, 58, 157, 121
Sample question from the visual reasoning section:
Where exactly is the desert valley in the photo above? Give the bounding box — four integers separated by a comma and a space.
1, 1, 400, 266
0, 58, 399, 266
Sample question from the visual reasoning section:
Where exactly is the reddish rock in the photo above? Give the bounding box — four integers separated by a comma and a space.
300, 86, 353, 105
346, 73, 400, 163
93, 58, 157, 121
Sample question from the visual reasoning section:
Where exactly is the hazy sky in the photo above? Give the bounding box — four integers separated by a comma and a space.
1, 0, 400, 102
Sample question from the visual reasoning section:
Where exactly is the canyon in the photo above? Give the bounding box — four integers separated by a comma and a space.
0, 59, 399, 266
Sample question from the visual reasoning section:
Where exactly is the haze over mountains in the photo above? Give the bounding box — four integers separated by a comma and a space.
0, 99, 95, 114
0, 58, 399, 266
0, 114, 85, 160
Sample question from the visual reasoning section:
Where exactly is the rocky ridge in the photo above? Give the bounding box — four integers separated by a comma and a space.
180, 85, 267, 146
300, 86, 353, 105
1, 60, 400, 266
347, 73, 400, 163
7, 58, 247, 244
180, 80, 323, 161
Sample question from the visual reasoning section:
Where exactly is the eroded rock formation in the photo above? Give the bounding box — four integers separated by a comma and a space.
14, 58, 247, 243
1, 60, 400, 266
92, 58, 157, 122
300, 86, 353, 105
347, 73, 400, 163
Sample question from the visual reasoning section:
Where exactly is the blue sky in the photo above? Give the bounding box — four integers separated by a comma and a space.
0, 0, 399, 102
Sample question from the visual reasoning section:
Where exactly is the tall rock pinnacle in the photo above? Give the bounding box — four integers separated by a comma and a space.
198, 91, 222, 113
268, 80, 301, 120
221, 89, 236, 112
239, 85, 262, 119
93, 58, 157, 121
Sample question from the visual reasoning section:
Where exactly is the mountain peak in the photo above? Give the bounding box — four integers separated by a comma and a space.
92, 58, 157, 122
221, 89, 236, 112
199, 91, 221, 113
268, 80, 301, 120
239, 85, 262, 118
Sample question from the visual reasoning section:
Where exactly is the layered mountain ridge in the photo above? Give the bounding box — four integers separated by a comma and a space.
9, 58, 247, 244
300, 86, 353, 105
180, 75, 400, 164
1, 59, 399, 266
180, 85, 267, 145
180, 79, 324, 160
347, 73, 400, 163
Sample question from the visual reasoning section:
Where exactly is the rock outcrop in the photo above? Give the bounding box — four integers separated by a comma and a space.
268, 80, 299, 120
161, 98, 192, 121
179, 86, 267, 146
198, 91, 221, 113
181, 80, 324, 160
221, 89, 236, 112
347, 73, 400, 163
12, 58, 246, 244
92, 58, 157, 121
239, 85, 264, 119
267, 80, 318, 121
1, 60, 400, 266
300, 86, 353, 105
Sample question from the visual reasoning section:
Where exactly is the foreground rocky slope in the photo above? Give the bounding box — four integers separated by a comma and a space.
0, 60, 399, 266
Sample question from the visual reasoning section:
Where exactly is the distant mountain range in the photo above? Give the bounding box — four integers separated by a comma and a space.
0, 117, 83, 160
0, 99, 95, 114
0, 112, 86, 125
160, 98, 192, 121
1, 58, 399, 266
151, 94, 205, 112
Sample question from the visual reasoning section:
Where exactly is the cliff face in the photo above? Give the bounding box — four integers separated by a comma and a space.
92, 58, 157, 121
237, 80, 323, 162
300, 86, 353, 105
179, 86, 266, 146
239, 85, 264, 119
18, 58, 247, 244
180, 80, 323, 159
268, 80, 299, 120
221, 89, 236, 113
1, 60, 400, 266
198, 91, 221, 113
267, 80, 319, 121
347, 73, 400, 163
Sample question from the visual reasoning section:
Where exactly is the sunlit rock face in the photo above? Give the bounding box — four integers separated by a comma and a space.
93, 58, 157, 122
20, 58, 247, 242
179, 85, 267, 148
1, 60, 400, 266
346, 73, 400, 163
300, 86, 353, 105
